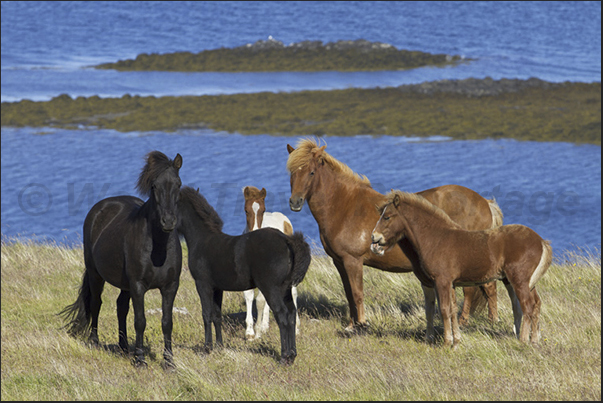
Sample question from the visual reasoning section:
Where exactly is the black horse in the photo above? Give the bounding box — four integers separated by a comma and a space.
60, 151, 183, 368
177, 186, 311, 365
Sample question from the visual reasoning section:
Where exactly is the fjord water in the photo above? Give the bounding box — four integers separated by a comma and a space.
1, 1, 601, 254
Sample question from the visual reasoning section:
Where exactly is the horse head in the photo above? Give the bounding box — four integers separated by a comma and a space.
286, 142, 326, 211
371, 191, 404, 256
138, 151, 183, 232
243, 186, 267, 231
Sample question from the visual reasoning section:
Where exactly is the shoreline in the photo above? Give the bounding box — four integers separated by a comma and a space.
1, 78, 600, 145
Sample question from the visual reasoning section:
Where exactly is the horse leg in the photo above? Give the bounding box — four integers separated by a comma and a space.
530, 288, 542, 344
255, 290, 270, 338
193, 280, 214, 352
450, 288, 462, 346
435, 279, 454, 348
160, 281, 179, 369
458, 286, 475, 326
503, 279, 523, 338
292, 285, 300, 335
212, 289, 224, 348
263, 286, 297, 365
87, 271, 105, 347
510, 282, 535, 344
334, 257, 365, 331
243, 289, 256, 340
116, 290, 130, 354
422, 285, 436, 343
130, 284, 148, 367
482, 281, 499, 323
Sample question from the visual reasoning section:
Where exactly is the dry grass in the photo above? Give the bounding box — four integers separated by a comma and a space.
1, 238, 600, 400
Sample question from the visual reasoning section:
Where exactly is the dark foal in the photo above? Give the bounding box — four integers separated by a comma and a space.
177, 186, 311, 365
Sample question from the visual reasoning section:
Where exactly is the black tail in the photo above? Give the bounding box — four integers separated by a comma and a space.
58, 271, 92, 337
284, 231, 312, 287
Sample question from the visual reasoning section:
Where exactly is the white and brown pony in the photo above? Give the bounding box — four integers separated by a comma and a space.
371, 190, 552, 347
242, 186, 298, 339
287, 138, 503, 342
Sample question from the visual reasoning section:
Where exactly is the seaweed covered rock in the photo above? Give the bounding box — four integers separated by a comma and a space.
93, 38, 466, 72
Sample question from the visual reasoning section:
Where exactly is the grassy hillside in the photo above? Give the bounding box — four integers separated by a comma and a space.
1, 80, 599, 144
1, 238, 600, 400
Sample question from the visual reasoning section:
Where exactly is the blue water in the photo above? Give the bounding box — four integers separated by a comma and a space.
1, 1, 601, 254
1, 1, 600, 101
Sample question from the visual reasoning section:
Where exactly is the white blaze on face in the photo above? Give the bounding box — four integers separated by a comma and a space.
252, 202, 260, 230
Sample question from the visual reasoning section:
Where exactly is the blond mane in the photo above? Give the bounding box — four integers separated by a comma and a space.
286, 138, 371, 186
384, 190, 462, 228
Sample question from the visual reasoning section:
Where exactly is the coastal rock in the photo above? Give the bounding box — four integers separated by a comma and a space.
398, 77, 564, 97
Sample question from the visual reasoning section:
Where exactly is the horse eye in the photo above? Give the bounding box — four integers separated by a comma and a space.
384, 216, 390, 221
310, 171, 315, 176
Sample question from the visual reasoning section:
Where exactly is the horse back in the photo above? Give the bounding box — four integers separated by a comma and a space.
262, 211, 293, 235
240, 228, 298, 285
417, 184, 493, 231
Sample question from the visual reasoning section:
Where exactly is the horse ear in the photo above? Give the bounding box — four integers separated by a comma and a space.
173, 153, 183, 170
393, 193, 400, 208
260, 188, 267, 198
287, 144, 295, 154
243, 186, 251, 199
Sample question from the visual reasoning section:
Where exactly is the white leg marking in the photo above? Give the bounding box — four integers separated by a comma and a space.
255, 291, 269, 338
244, 288, 256, 339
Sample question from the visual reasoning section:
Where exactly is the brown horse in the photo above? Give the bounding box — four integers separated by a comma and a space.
286, 138, 503, 341
371, 190, 552, 346
242, 186, 298, 340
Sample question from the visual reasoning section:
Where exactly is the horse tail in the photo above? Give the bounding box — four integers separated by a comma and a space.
529, 240, 552, 289
284, 231, 312, 287
59, 270, 92, 337
488, 197, 504, 228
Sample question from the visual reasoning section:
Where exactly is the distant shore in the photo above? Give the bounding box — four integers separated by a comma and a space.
1, 78, 600, 145
93, 39, 467, 72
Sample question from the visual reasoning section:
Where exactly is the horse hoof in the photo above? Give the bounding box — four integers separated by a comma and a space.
279, 356, 295, 366
162, 360, 177, 372
132, 358, 148, 368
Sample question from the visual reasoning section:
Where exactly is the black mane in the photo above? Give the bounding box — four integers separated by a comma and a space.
180, 186, 224, 232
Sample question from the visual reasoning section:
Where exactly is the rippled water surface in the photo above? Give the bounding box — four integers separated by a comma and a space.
2, 129, 600, 255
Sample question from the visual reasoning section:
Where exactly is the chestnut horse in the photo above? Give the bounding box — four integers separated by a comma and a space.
286, 138, 503, 341
242, 186, 298, 340
371, 190, 552, 346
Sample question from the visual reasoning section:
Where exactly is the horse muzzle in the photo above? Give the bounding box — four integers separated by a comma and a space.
370, 242, 386, 256
370, 233, 387, 255
160, 215, 177, 232
289, 196, 305, 212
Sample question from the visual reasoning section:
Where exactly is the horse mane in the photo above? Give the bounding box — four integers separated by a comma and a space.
286, 137, 371, 186
383, 190, 462, 228
180, 186, 224, 232
136, 151, 176, 197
